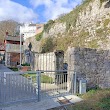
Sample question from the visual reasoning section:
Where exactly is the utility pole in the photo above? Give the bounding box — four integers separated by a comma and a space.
20, 33, 22, 66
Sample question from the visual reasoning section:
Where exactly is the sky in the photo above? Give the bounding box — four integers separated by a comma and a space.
0, 0, 82, 23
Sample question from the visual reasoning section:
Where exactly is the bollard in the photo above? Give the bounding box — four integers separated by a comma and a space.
37, 71, 41, 102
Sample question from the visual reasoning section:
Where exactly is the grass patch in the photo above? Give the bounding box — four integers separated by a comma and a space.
67, 89, 110, 110
22, 73, 53, 83
41, 75, 53, 83
9, 67, 18, 71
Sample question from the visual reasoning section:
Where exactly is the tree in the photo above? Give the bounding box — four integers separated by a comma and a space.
0, 20, 19, 42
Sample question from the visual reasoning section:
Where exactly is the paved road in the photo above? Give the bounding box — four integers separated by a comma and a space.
0, 64, 37, 105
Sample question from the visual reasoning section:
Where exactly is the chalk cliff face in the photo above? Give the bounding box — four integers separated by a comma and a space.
42, 0, 110, 50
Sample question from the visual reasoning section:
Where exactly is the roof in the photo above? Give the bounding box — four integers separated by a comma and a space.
5, 36, 24, 42
29, 24, 36, 26
20, 23, 36, 27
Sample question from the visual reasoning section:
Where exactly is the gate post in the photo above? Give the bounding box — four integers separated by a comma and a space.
3, 72, 6, 85
73, 72, 77, 94
37, 70, 41, 102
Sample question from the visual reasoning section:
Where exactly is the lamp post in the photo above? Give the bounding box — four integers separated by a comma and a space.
20, 33, 22, 66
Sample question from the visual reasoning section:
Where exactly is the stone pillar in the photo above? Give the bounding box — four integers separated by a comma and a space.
55, 50, 64, 71
66, 47, 75, 92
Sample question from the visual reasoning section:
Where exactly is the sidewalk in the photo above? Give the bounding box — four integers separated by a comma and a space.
0, 95, 82, 110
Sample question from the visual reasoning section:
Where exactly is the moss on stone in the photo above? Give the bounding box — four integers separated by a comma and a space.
103, 19, 110, 27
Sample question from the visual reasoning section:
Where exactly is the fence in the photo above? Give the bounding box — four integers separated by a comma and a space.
0, 70, 76, 105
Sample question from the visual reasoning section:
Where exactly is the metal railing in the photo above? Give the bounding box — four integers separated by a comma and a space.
5, 44, 24, 53
39, 71, 69, 101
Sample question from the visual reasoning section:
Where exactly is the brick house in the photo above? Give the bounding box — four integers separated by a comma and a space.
4, 32, 24, 67
36, 24, 44, 34
0, 42, 5, 63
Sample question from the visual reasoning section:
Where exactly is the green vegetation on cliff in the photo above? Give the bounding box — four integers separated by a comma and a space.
43, 0, 92, 32
44, 20, 55, 32
36, 31, 43, 41
40, 30, 90, 52
38, 0, 110, 53
57, 0, 92, 30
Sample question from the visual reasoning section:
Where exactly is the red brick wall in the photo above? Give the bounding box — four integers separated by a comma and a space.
10, 53, 22, 66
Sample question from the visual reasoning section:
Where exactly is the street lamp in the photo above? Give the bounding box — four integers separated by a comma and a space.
20, 33, 22, 66
20, 33, 24, 66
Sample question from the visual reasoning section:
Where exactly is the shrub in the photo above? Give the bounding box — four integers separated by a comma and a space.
40, 37, 55, 53
44, 20, 55, 32
21, 63, 30, 66
36, 31, 43, 41
9, 67, 18, 71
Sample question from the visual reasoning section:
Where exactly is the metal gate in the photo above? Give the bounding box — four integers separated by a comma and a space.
38, 70, 72, 101
0, 71, 37, 105
0, 70, 76, 105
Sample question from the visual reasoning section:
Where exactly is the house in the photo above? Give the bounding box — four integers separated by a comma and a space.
20, 23, 44, 40
4, 32, 24, 67
0, 42, 5, 63
20, 23, 37, 40
36, 24, 44, 35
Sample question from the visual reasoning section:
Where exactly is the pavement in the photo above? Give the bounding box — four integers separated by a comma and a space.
0, 95, 83, 110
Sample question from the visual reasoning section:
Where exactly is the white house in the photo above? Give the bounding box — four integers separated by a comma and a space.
20, 23, 36, 40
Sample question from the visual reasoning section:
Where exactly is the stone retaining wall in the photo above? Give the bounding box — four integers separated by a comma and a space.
67, 47, 110, 89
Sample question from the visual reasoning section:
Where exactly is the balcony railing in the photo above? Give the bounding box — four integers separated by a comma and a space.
6, 44, 24, 53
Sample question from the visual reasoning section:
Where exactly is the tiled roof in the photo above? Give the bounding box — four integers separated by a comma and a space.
21, 23, 36, 27
29, 24, 36, 26
5, 36, 24, 42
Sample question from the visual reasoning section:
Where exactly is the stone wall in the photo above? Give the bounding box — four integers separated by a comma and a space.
67, 47, 110, 89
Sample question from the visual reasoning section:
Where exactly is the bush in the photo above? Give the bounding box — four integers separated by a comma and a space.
36, 31, 43, 41
44, 20, 55, 32
40, 37, 55, 53
9, 67, 18, 71
21, 63, 30, 66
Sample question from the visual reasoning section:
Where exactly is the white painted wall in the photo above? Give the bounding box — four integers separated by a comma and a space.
20, 23, 36, 40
